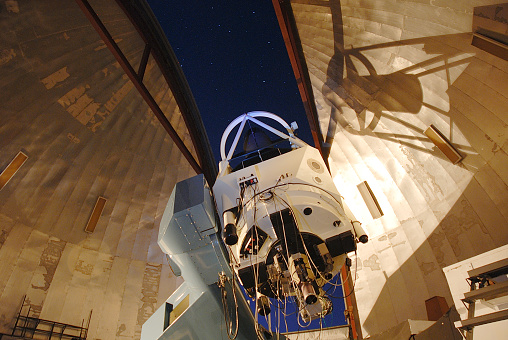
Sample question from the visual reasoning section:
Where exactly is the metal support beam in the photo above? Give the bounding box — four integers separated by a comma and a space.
465, 280, 476, 340
113, 0, 217, 185
467, 258, 508, 280
138, 44, 151, 81
463, 280, 508, 303
460, 309, 508, 331
75, 0, 203, 176
272, 0, 326, 165
341, 261, 362, 340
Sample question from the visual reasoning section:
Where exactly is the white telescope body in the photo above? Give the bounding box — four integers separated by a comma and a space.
213, 111, 368, 322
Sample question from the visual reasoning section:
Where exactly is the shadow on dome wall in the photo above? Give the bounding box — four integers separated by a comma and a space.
299, 0, 508, 338
320, 1, 477, 166
322, 34, 477, 162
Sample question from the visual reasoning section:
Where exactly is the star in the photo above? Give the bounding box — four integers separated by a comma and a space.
147, 0, 313, 162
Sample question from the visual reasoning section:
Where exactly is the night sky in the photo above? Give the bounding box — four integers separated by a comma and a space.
147, 0, 312, 162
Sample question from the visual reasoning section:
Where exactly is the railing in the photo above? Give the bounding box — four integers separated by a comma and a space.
9, 296, 91, 340
229, 138, 293, 172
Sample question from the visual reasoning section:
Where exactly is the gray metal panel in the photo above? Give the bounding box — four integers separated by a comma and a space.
159, 174, 218, 255
158, 284, 263, 340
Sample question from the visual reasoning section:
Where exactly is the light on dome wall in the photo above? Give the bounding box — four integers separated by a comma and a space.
0, 151, 28, 191
425, 125, 463, 164
332, 170, 389, 240
84, 196, 107, 233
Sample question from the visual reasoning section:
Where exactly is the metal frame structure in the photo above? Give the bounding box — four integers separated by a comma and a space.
75, 0, 217, 185
219, 111, 304, 162
7, 296, 91, 340
460, 258, 508, 340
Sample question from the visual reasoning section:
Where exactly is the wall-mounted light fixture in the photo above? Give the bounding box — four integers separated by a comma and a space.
357, 181, 383, 219
0, 151, 28, 191
84, 196, 107, 233
425, 125, 463, 164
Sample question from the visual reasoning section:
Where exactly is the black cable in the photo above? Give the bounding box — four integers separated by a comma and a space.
220, 273, 239, 340
271, 191, 360, 328
272, 191, 346, 288
242, 182, 346, 217
325, 250, 358, 300
233, 178, 360, 337
273, 188, 360, 296
271, 196, 313, 332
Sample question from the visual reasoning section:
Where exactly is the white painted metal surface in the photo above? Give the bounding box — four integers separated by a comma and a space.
444, 245, 508, 340
213, 112, 367, 325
